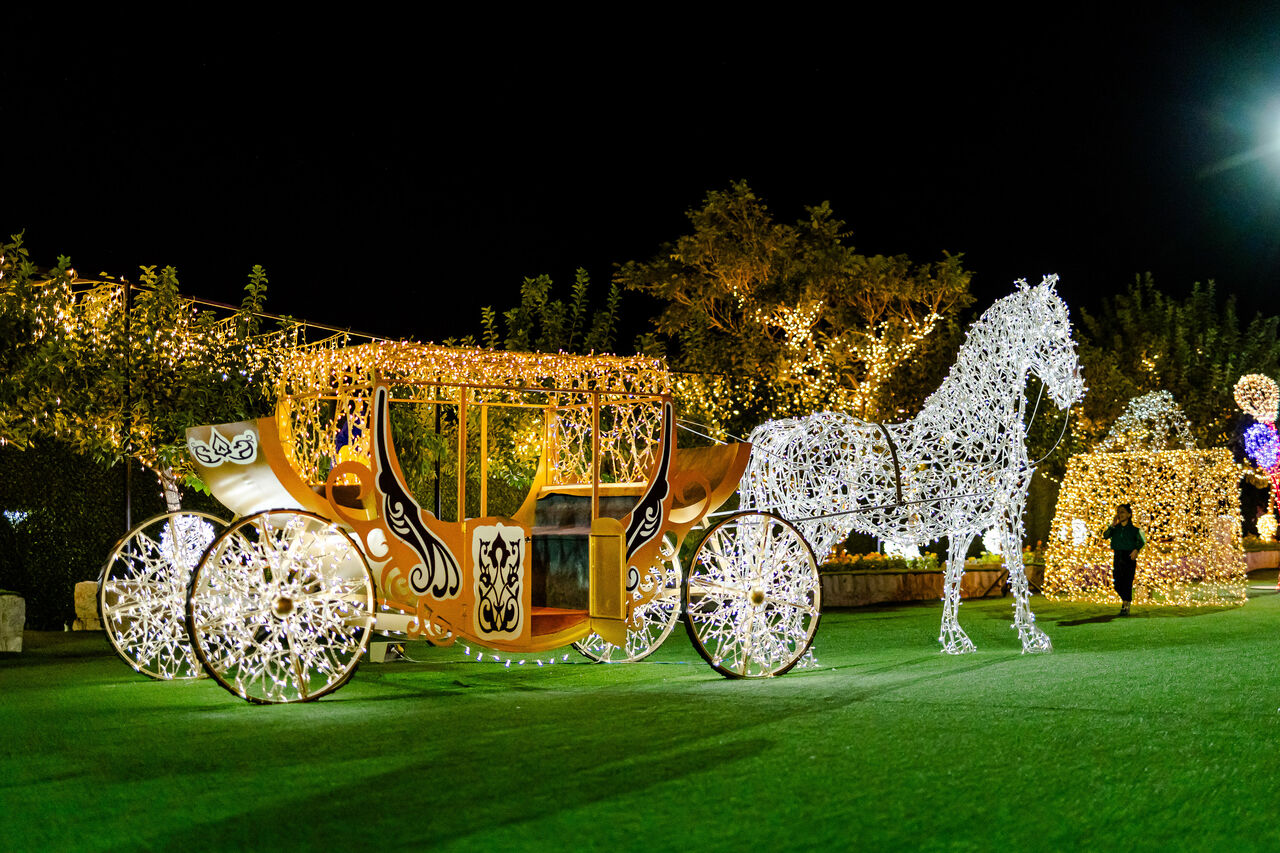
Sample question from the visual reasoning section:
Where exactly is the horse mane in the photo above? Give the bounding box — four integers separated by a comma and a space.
915, 282, 1035, 426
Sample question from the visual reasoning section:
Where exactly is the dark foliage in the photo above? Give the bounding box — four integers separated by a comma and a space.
0, 443, 220, 629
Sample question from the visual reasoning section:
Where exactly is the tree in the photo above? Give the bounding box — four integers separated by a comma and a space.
0, 232, 296, 511
476, 268, 622, 354
1075, 274, 1280, 448
614, 181, 973, 435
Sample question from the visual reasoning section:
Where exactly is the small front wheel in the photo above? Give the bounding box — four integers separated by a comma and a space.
186, 510, 375, 704
684, 512, 820, 678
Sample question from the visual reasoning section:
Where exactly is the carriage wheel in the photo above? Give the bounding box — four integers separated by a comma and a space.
99, 511, 226, 680
684, 512, 821, 678
574, 536, 682, 663
186, 510, 376, 704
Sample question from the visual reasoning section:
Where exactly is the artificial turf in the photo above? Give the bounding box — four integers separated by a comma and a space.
3, 581, 1280, 852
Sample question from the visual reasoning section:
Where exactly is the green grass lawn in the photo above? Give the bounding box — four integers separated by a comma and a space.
4, 581, 1280, 852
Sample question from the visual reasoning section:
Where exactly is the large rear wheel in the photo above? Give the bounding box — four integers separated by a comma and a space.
99, 511, 226, 680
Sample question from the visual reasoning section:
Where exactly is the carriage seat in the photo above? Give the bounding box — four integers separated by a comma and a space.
528, 606, 591, 636
530, 484, 642, 610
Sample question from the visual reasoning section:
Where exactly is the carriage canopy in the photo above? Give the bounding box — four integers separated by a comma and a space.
273, 342, 673, 517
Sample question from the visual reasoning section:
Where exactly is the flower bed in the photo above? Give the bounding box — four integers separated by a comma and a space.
818, 549, 1044, 608
818, 549, 940, 574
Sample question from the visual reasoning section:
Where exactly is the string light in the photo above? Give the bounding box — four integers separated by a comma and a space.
1044, 392, 1247, 607
276, 342, 671, 488
461, 645, 571, 668
739, 277, 1084, 654
0, 272, 309, 486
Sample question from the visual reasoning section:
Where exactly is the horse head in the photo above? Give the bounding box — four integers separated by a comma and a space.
1017, 275, 1085, 411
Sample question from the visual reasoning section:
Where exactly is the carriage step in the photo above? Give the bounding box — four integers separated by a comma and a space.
530, 606, 589, 636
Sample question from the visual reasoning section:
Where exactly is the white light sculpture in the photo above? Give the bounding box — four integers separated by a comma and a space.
740, 277, 1084, 654
884, 539, 922, 560
1095, 390, 1194, 453
981, 528, 1003, 556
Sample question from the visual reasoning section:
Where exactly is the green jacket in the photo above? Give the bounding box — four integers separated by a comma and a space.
1101, 523, 1145, 552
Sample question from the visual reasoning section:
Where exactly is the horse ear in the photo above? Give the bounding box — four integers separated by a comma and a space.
1040, 273, 1060, 292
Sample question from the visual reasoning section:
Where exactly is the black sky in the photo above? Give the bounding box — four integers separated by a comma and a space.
7, 8, 1280, 345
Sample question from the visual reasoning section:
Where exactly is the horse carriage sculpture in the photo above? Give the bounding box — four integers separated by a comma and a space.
99, 342, 823, 702
99, 276, 1083, 703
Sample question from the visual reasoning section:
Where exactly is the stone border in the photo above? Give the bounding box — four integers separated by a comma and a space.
820, 564, 1045, 609
1246, 550, 1280, 570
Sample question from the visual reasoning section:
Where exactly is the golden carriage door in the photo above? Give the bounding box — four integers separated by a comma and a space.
589, 517, 628, 646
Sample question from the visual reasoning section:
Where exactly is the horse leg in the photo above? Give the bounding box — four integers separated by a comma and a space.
1005, 521, 1052, 653
939, 534, 976, 654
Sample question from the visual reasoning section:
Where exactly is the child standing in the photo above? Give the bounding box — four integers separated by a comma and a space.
1101, 503, 1145, 616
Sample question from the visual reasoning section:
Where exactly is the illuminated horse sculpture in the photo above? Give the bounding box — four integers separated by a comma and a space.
740, 276, 1084, 653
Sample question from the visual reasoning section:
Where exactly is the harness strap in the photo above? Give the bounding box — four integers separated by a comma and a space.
874, 422, 905, 507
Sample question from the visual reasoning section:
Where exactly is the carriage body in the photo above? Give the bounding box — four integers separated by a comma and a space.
136, 342, 776, 702
189, 344, 747, 655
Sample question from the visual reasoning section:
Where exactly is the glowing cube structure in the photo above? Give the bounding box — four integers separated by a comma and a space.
1044, 448, 1247, 606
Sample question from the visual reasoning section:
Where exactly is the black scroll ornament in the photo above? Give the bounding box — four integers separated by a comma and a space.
190, 428, 257, 466
624, 402, 674, 559
373, 385, 462, 599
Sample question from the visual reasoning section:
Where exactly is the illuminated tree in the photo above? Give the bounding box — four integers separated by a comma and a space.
0, 232, 296, 511
1076, 274, 1280, 448
615, 181, 972, 434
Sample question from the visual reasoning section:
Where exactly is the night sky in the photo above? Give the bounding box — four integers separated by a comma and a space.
8, 8, 1280, 346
